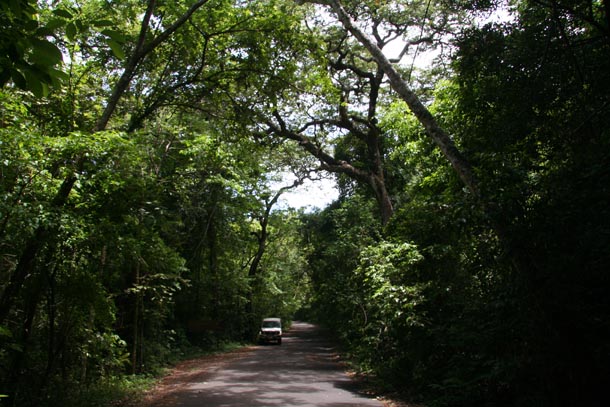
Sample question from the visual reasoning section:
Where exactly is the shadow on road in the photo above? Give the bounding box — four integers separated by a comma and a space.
153, 322, 381, 407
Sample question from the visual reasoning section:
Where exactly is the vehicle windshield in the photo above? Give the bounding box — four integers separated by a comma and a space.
262, 320, 281, 328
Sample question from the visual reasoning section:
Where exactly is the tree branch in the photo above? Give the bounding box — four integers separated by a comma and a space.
96, 0, 210, 132
316, 0, 481, 199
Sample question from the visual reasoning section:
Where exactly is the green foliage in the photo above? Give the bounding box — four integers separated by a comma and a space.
305, 2, 610, 405
445, 3, 610, 404
1, 0, 320, 403
252, 210, 313, 320
303, 193, 381, 338
0, 0, 126, 96
2, 0, 609, 406
350, 242, 428, 373
0, 103, 188, 399
0, 0, 65, 95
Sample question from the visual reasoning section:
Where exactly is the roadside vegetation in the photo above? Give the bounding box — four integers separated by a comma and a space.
1, 1, 609, 406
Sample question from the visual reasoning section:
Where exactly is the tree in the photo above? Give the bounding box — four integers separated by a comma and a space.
0, 0, 210, 325
446, 2, 610, 404
287, 0, 479, 217
2, 0, 310, 403
302, 1, 610, 405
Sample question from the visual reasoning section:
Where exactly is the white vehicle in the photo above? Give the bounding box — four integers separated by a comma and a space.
259, 317, 282, 345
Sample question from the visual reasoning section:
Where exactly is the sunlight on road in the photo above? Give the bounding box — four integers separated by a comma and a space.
149, 322, 382, 407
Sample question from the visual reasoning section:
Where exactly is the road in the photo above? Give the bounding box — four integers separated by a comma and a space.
144, 322, 383, 407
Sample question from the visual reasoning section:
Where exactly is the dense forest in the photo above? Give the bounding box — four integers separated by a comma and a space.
1, 0, 609, 406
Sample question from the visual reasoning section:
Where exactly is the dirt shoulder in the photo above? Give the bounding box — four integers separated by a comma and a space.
127, 346, 255, 407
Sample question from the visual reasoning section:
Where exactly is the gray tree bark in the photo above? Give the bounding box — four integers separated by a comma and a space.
306, 0, 481, 200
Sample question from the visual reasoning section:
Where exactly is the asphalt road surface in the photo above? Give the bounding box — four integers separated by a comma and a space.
150, 322, 382, 407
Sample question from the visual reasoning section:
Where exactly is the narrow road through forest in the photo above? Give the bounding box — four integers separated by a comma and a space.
141, 322, 383, 407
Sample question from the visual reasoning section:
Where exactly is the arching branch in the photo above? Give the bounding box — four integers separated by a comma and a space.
297, 0, 481, 200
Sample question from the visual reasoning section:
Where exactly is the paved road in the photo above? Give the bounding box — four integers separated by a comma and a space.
155, 322, 382, 407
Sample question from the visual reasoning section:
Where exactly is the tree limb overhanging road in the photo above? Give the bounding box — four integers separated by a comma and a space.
141, 322, 383, 407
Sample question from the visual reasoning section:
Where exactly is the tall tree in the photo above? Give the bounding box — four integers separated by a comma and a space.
303, 1, 610, 406
0, 0, 210, 324
281, 0, 479, 223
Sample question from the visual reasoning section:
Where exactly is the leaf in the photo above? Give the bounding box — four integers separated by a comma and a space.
44, 18, 66, 31
24, 19, 38, 32
24, 69, 45, 97
10, 68, 27, 89
53, 8, 73, 19
35, 26, 54, 37
48, 67, 69, 83
66, 22, 76, 40
0, 325, 12, 337
30, 39, 63, 66
105, 39, 125, 60
102, 29, 126, 44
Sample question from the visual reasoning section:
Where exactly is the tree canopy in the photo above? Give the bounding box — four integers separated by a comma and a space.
1, 0, 609, 406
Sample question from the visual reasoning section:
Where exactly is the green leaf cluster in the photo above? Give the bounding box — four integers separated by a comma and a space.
2, 0, 609, 406
304, 1, 610, 406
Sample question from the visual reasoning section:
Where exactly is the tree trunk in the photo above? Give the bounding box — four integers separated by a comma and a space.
131, 260, 141, 375
208, 208, 219, 322
324, 0, 481, 200
370, 174, 394, 226
6, 275, 44, 406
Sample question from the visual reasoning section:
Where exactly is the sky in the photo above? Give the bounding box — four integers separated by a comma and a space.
276, 176, 339, 211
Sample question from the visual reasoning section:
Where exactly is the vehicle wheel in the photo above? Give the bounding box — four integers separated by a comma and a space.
277, 338, 282, 345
